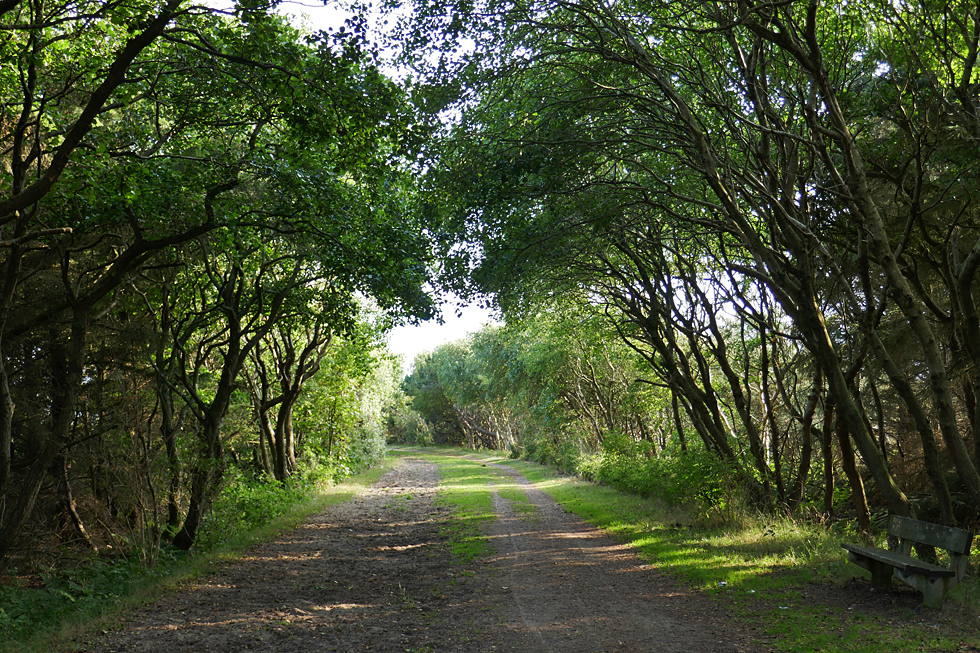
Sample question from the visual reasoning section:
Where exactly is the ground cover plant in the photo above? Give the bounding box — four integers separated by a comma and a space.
425, 448, 980, 652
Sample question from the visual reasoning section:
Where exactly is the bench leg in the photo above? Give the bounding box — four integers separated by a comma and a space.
868, 560, 893, 587
895, 569, 949, 609
921, 580, 943, 609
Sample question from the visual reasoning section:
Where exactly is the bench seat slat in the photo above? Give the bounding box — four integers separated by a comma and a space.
841, 544, 957, 577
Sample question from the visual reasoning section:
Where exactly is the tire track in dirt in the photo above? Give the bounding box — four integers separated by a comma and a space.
74, 458, 513, 653
71, 454, 760, 652
484, 462, 759, 652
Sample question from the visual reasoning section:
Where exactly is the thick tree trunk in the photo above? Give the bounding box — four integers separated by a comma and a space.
257, 417, 274, 476
0, 357, 13, 497
172, 406, 226, 551
172, 354, 238, 550
0, 238, 25, 564
165, 431, 182, 536
272, 392, 300, 481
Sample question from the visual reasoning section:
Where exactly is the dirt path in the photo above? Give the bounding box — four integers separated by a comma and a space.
73, 456, 760, 652
484, 462, 756, 652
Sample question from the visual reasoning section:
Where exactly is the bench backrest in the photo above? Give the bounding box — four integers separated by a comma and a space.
888, 515, 974, 555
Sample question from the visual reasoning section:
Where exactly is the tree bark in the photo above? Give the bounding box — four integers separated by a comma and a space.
787, 369, 821, 512
822, 400, 836, 517
837, 410, 872, 537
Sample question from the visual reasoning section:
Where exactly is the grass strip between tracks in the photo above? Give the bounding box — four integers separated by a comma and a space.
404, 446, 980, 653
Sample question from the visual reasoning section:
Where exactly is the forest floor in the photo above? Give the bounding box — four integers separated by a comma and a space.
68, 454, 975, 653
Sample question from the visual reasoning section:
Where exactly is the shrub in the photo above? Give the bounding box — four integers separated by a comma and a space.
0, 549, 183, 645
196, 469, 311, 551
575, 442, 740, 519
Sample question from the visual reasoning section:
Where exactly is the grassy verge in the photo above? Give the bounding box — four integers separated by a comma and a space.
409, 447, 979, 653
2, 457, 399, 653
397, 447, 531, 563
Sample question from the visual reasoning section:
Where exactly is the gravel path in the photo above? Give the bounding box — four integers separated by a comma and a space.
73, 455, 761, 652
483, 461, 756, 652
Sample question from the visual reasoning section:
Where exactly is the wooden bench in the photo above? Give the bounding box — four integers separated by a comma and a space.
842, 515, 974, 608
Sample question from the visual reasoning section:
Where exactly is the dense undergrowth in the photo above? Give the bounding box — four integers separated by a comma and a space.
576, 440, 739, 520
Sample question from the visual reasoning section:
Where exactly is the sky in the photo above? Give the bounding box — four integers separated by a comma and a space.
278, 0, 369, 35
275, 1, 500, 374
385, 299, 499, 375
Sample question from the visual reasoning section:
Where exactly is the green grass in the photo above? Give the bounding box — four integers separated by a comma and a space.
496, 481, 536, 520
2, 457, 399, 653
403, 448, 518, 562
407, 448, 979, 653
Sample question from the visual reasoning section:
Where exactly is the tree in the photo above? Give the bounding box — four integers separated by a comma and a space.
397, 0, 980, 520
244, 290, 356, 481
0, 4, 437, 561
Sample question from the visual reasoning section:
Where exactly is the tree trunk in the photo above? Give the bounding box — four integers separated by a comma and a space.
671, 392, 687, 453
761, 334, 785, 503
865, 330, 952, 524
0, 303, 90, 561
837, 410, 872, 537
0, 357, 13, 499
172, 356, 238, 550
822, 400, 836, 517
172, 405, 226, 551
798, 298, 912, 516
787, 370, 821, 512
58, 453, 97, 552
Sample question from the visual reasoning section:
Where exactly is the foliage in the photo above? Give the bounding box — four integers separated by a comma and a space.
394, 0, 980, 523
194, 469, 314, 552
577, 438, 742, 520
0, 549, 184, 646
0, 2, 437, 564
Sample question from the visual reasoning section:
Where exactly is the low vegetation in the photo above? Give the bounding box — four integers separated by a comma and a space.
0, 458, 397, 653
418, 448, 979, 653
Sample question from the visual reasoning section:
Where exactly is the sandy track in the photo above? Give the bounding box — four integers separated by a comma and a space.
484, 461, 757, 652
73, 456, 760, 652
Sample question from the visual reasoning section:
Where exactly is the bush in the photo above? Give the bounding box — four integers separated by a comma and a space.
386, 404, 433, 446
196, 469, 311, 551
0, 548, 183, 645
575, 441, 740, 519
